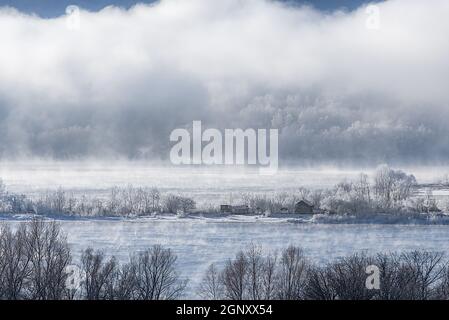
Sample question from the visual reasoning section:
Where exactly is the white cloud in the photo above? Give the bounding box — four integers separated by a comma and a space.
0, 0, 448, 163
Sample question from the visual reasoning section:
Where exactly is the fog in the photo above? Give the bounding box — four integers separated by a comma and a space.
0, 0, 448, 165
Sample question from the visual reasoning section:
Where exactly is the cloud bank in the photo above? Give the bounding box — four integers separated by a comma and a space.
0, 0, 448, 165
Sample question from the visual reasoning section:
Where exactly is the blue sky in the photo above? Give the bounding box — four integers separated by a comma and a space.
0, 0, 378, 17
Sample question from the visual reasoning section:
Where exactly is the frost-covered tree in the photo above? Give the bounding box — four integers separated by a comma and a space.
149, 187, 161, 212
374, 165, 417, 210
0, 178, 5, 197
163, 194, 195, 213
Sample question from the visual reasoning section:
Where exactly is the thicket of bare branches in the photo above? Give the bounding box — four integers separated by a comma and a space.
80, 248, 118, 300
73, 246, 188, 300
0, 220, 186, 300
0, 219, 72, 299
77, 246, 186, 300
198, 245, 311, 300
305, 254, 377, 300
198, 245, 449, 300
2, 221, 449, 300
132, 245, 187, 299
0, 184, 198, 217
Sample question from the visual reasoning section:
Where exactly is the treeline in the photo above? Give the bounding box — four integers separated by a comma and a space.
0, 181, 196, 216
0, 165, 448, 217
0, 219, 186, 300
2, 220, 449, 300
238, 165, 446, 215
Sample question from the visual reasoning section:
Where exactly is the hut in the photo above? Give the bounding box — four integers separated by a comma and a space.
295, 200, 314, 214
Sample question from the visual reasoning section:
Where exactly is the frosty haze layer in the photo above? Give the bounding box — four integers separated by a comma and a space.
1, 161, 449, 208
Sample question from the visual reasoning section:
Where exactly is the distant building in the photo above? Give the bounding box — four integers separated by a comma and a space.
232, 205, 250, 214
220, 204, 250, 214
295, 200, 314, 214
280, 207, 289, 213
220, 205, 232, 213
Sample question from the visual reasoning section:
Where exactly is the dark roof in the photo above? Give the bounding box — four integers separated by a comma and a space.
296, 200, 313, 207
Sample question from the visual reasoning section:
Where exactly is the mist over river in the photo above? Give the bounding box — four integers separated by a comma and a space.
3, 218, 449, 298
1, 161, 448, 207
2, 162, 449, 297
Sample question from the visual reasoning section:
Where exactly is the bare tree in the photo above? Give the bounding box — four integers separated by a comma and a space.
327, 254, 376, 300
0, 224, 31, 299
0, 178, 5, 196
199, 246, 278, 300
150, 188, 161, 212
372, 253, 408, 300
400, 251, 445, 300
298, 187, 311, 202
25, 219, 72, 300
80, 248, 118, 300
310, 190, 324, 208
305, 253, 376, 300
276, 246, 309, 300
132, 245, 186, 300
245, 244, 265, 300
197, 263, 223, 299
108, 187, 121, 215
436, 264, 449, 299
164, 194, 182, 213
53, 187, 66, 214
261, 252, 278, 299
304, 265, 338, 300
221, 252, 248, 300
112, 262, 138, 300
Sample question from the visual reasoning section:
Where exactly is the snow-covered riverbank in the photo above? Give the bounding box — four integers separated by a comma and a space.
3, 211, 449, 225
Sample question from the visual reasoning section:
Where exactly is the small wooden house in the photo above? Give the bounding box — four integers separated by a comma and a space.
295, 200, 314, 214
220, 205, 232, 213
